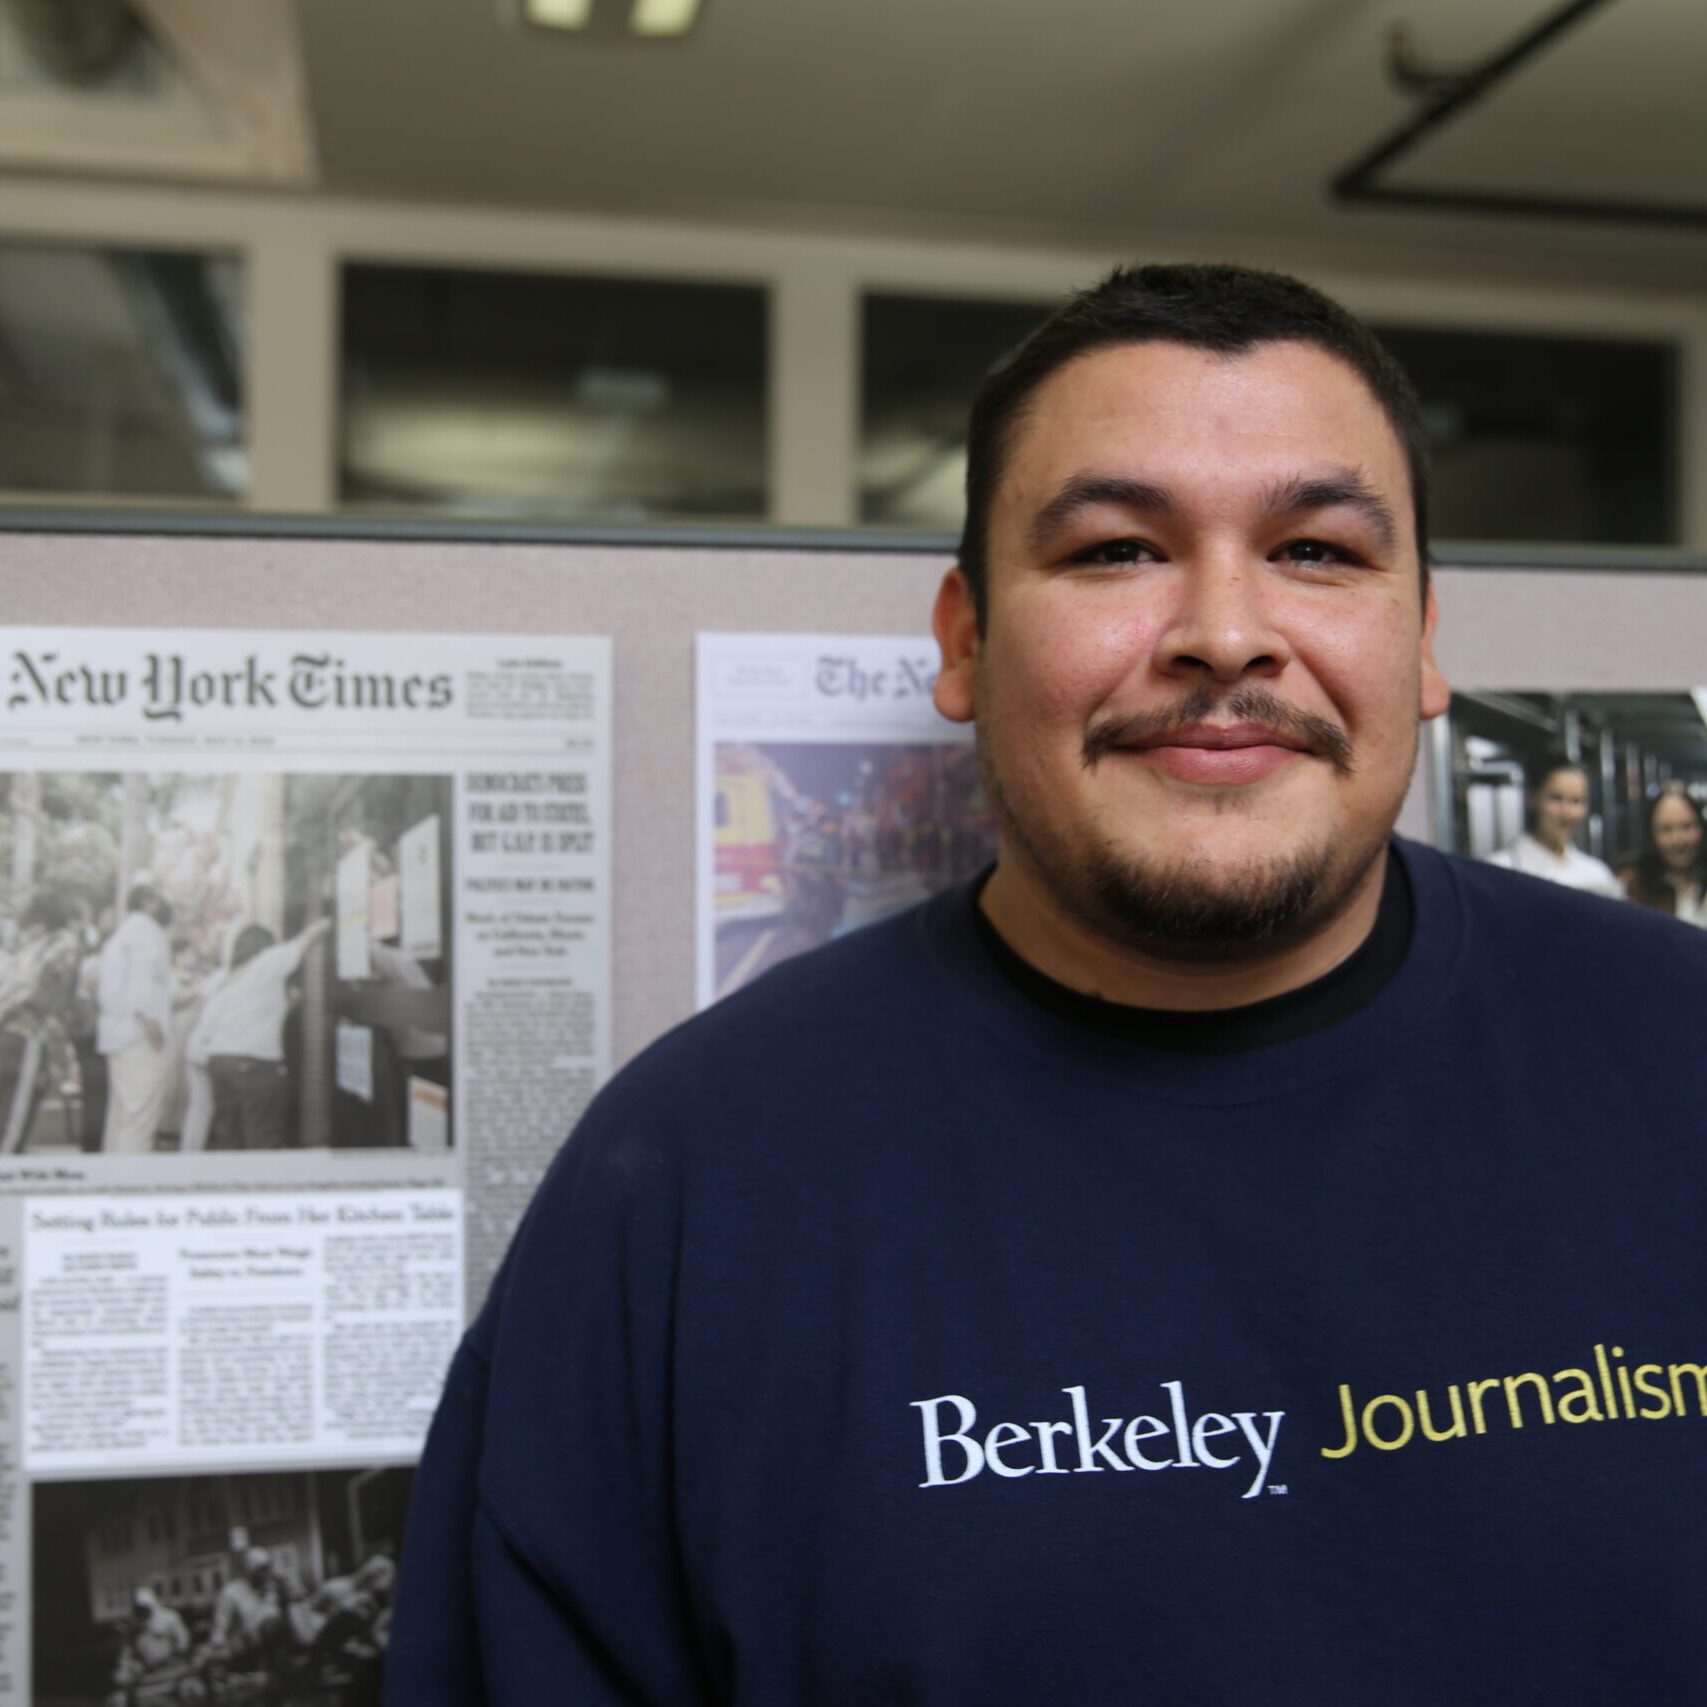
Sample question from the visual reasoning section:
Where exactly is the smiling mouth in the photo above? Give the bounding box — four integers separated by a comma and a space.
1131, 723, 1309, 753
1082, 687, 1354, 778
1123, 726, 1310, 786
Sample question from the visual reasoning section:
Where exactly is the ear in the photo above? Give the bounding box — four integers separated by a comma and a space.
932, 566, 979, 724
1418, 583, 1450, 721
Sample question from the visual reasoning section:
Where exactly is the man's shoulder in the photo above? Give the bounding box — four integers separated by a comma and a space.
622, 894, 952, 1097
1438, 838, 1641, 923
109, 912, 165, 956
1419, 839, 1707, 993
254, 940, 301, 976
480, 893, 971, 1334
540, 891, 967, 1194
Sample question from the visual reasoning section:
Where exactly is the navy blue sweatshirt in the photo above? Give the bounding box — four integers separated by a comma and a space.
389, 841, 1707, 1703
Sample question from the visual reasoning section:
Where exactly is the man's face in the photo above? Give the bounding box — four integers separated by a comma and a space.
933, 338, 1448, 960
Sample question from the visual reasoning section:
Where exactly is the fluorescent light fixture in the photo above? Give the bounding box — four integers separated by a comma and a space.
525, 0, 595, 29
630, 0, 701, 36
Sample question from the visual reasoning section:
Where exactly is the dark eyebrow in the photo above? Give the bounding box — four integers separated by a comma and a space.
1263, 470, 1398, 555
1026, 474, 1176, 554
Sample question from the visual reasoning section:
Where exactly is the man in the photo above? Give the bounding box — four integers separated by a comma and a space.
95, 883, 173, 1153
208, 1545, 291, 1674
0, 890, 81, 1153
188, 915, 332, 1150
297, 1551, 397, 1698
108, 1587, 191, 1705
389, 265, 1707, 1702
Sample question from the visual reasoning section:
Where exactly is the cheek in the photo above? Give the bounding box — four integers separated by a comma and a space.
988, 604, 1144, 724
1304, 605, 1423, 726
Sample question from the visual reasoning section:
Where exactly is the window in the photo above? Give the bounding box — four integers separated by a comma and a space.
0, 242, 244, 500
860, 291, 1052, 531
185, 1491, 224, 1541
97, 1517, 134, 1556
1372, 324, 1678, 545
340, 263, 767, 521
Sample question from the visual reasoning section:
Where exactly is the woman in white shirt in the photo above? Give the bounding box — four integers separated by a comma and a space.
1620, 784, 1707, 926
1487, 754, 1623, 899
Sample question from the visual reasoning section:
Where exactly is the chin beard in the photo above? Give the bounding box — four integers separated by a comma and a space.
982, 759, 1373, 964
1077, 845, 1348, 963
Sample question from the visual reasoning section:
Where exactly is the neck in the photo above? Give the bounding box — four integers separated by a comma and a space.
1534, 829, 1569, 856
980, 846, 1389, 1011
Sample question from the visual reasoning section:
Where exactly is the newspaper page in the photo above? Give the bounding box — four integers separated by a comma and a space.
696, 633, 995, 1008
0, 626, 612, 1706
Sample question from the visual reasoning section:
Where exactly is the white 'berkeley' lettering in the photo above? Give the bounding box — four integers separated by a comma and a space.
911, 1384, 1285, 1500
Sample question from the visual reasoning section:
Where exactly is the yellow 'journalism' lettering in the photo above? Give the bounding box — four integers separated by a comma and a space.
1321, 1344, 1707, 1460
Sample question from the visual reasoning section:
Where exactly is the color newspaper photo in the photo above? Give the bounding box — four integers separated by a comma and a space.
33, 1466, 413, 1707
0, 771, 452, 1157
1432, 690, 1707, 920
710, 739, 997, 1000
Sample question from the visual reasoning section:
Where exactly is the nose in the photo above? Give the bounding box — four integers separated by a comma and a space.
1153, 552, 1292, 685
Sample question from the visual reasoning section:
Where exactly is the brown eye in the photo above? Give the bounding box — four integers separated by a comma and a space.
1275, 539, 1356, 565
1068, 538, 1157, 567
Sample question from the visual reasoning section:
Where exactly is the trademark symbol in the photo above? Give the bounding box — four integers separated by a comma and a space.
1267, 1485, 1288, 1495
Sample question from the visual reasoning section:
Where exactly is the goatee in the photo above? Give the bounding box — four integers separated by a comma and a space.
980, 737, 1375, 966
1078, 842, 1350, 961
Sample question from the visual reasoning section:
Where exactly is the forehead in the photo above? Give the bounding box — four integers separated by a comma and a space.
995, 338, 1412, 525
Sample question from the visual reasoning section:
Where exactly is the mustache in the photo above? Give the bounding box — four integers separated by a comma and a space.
1081, 685, 1354, 775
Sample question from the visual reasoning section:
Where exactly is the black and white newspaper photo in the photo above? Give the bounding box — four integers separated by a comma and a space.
34, 1464, 412, 1707
696, 634, 995, 1007
1, 768, 451, 1161
1430, 689, 1707, 922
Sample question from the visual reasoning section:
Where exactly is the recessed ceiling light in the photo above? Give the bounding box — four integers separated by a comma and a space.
524, 0, 595, 29
630, 0, 701, 36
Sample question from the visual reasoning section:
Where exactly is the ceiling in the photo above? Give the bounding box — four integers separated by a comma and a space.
290, 0, 1707, 289
3, 0, 1707, 290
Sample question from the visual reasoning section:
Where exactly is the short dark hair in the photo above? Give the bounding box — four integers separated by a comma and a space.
956, 262, 1431, 620
125, 882, 162, 916
19, 890, 73, 934
230, 923, 277, 971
